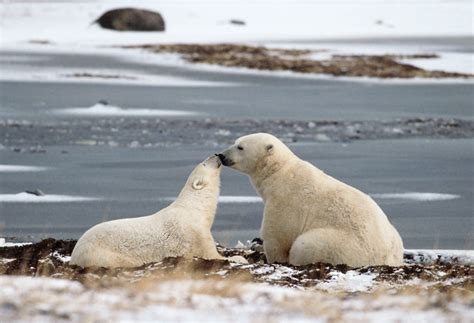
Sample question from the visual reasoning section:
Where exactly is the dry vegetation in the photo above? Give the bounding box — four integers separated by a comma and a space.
0, 239, 472, 321
0, 238, 472, 289
123, 43, 473, 79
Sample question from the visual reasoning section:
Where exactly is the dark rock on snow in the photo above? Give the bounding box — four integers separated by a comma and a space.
25, 189, 45, 196
229, 19, 246, 26
95, 8, 165, 32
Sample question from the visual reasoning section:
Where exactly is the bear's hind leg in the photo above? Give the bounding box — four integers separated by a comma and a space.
71, 246, 139, 268
289, 229, 359, 266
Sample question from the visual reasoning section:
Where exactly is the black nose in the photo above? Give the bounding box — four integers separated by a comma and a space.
216, 153, 225, 162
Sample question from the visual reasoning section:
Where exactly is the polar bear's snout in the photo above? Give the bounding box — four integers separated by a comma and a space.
204, 155, 222, 168
216, 152, 234, 166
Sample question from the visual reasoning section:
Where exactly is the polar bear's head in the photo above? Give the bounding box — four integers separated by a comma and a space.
217, 133, 293, 176
185, 155, 222, 193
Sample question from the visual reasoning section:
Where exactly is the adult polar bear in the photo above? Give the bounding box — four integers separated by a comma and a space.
217, 133, 404, 267
71, 155, 228, 267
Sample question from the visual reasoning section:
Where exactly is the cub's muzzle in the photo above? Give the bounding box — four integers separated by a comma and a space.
204, 155, 222, 168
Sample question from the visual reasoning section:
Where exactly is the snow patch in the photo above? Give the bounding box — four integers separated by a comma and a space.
1, 1, 471, 47
401, 52, 474, 75
0, 65, 236, 87
218, 196, 263, 203
0, 165, 48, 172
51, 251, 71, 263
404, 249, 474, 265
316, 270, 377, 293
372, 192, 460, 202
0, 238, 32, 248
0, 192, 99, 203
159, 195, 263, 203
58, 103, 197, 117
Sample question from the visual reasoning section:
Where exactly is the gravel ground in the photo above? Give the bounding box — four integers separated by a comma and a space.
1, 117, 473, 151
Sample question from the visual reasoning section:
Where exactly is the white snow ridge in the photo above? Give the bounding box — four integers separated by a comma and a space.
0, 165, 48, 172
58, 103, 197, 117
218, 196, 263, 203
159, 196, 263, 203
0, 192, 99, 203
372, 192, 460, 202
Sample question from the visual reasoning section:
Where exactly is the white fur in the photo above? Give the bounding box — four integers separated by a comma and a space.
219, 133, 404, 267
70, 156, 227, 268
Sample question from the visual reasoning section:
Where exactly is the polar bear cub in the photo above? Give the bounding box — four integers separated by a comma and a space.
70, 155, 228, 268
217, 133, 404, 267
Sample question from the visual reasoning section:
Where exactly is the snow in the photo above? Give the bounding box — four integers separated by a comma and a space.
1, 275, 472, 322
59, 103, 198, 117
160, 195, 263, 203
0, 238, 32, 247
0, 64, 238, 87
316, 270, 377, 293
0, 0, 472, 79
0, 1, 471, 48
51, 251, 71, 263
0, 192, 99, 203
0, 277, 314, 322
263, 266, 303, 282
404, 249, 474, 265
218, 196, 263, 203
1, 244, 473, 321
401, 52, 474, 75
0, 165, 48, 172
371, 192, 460, 202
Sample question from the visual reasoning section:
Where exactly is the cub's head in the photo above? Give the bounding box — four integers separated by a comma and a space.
186, 155, 222, 192
217, 133, 291, 175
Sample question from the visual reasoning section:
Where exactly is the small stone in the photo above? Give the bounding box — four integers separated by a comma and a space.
25, 189, 45, 196
229, 19, 246, 26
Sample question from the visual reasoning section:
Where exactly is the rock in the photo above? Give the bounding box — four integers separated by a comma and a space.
229, 19, 245, 26
95, 8, 165, 32
25, 189, 45, 196
250, 238, 264, 253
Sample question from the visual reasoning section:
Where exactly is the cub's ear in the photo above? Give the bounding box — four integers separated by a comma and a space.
192, 178, 206, 190
266, 144, 274, 154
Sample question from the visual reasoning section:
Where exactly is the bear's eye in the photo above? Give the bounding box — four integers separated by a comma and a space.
237, 145, 244, 151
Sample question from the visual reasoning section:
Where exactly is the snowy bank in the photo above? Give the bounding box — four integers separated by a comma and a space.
1, 0, 471, 48
58, 103, 198, 117
0, 238, 472, 322
0, 270, 472, 322
0, 192, 99, 203
0, 0, 472, 79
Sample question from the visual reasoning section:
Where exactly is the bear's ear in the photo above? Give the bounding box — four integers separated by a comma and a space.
266, 144, 274, 154
192, 178, 206, 190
